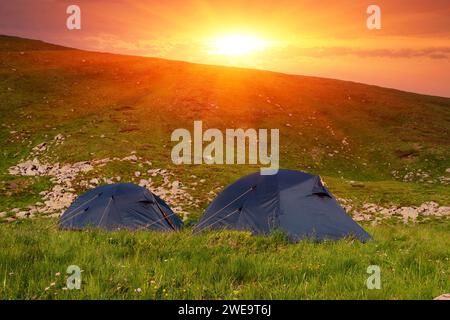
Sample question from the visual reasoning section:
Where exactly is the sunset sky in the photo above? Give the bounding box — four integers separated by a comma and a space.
0, 0, 449, 97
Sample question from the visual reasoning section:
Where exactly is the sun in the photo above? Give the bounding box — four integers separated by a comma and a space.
207, 34, 270, 56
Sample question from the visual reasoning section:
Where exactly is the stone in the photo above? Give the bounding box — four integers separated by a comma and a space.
434, 293, 450, 300
122, 155, 138, 162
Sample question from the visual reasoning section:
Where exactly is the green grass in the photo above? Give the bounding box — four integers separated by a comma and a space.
0, 35, 449, 300
325, 177, 450, 207
0, 35, 449, 214
0, 219, 448, 300
0, 176, 53, 213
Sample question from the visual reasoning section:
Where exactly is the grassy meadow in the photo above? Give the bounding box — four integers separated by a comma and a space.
0, 219, 449, 300
0, 35, 449, 299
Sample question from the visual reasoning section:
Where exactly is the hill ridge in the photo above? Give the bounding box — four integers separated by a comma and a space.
1, 34, 448, 99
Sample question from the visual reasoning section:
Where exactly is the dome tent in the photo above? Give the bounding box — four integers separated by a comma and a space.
59, 183, 182, 231
194, 170, 371, 242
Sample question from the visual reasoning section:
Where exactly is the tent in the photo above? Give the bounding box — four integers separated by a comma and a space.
194, 170, 371, 242
59, 183, 182, 231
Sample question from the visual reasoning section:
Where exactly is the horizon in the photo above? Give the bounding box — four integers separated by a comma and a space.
0, 1, 449, 97
3, 33, 450, 100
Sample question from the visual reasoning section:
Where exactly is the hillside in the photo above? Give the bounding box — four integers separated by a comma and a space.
0, 35, 449, 222
0, 35, 449, 300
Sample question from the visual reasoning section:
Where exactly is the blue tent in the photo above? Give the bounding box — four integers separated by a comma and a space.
194, 170, 371, 242
59, 183, 183, 231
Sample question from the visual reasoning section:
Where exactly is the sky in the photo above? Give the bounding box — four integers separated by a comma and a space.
0, 0, 449, 97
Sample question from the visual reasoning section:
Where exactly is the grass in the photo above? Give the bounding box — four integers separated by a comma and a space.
325, 177, 450, 207
0, 219, 449, 300
0, 176, 53, 213
0, 35, 449, 214
0, 35, 449, 300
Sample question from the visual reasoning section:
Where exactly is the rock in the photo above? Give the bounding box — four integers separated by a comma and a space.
434, 293, 450, 300
353, 211, 372, 222
122, 155, 138, 162
134, 171, 141, 177
437, 207, 450, 216
16, 211, 30, 219
379, 208, 394, 217
172, 181, 180, 189
138, 179, 151, 187
33, 142, 47, 152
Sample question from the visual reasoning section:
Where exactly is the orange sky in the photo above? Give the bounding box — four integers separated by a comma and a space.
1, 0, 449, 97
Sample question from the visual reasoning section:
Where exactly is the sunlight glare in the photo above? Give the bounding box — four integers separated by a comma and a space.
208, 34, 270, 56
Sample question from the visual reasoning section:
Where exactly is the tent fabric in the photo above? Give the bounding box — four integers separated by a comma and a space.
194, 170, 372, 242
59, 183, 182, 231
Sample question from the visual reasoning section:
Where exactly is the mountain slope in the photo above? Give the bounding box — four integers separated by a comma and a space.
0, 35, 449, 220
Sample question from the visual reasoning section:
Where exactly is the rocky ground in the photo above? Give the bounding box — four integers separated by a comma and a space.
340, 198, 449, 224
1, 134, 449, 224
1, 134, 209, 222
